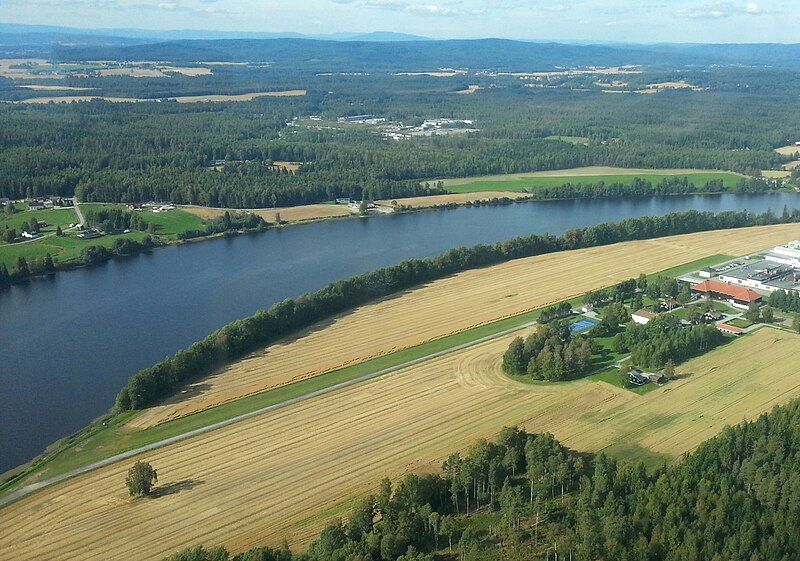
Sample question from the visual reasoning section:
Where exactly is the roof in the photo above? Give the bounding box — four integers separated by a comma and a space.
633, 309, 658, 319
716, 322, 744, 334
691, 280, 762, 303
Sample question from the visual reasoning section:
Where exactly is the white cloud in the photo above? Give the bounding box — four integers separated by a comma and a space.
332, 0, 476, 16
678, 1, 768, 19
744, 2, 760, 13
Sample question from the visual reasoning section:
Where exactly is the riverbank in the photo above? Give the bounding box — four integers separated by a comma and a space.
3, 170, 791, 285
3, 218, 800, 501
0, 204, 269, 284
3, 193, 800, 475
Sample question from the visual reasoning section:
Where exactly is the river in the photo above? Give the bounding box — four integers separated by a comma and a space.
2, 193, 799, 471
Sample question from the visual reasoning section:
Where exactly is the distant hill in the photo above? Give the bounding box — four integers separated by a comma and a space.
0, 23, 427, 45
50, 38, 675, 72
46, 37, 800, 72
2, 23, 798, 72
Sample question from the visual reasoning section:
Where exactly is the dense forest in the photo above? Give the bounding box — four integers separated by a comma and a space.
116, 208, 800, 411
1, 63, 798, 208
51, 38, 800, 72
164, 395, 800, 560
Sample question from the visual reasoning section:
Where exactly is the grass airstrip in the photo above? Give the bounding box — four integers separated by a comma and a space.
2, 223, 800, 560
441, 166, 743, 194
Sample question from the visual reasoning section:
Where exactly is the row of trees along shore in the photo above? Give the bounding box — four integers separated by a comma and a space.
116, 208, 800, 411
0, 210, 267, 286
164, 397, 800, 561
518, 175, 778, 201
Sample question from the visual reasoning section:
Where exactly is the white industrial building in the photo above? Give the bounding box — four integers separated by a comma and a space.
766, 240, 800, 268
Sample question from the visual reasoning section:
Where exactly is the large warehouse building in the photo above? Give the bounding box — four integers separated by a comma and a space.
691, 280, 763, 308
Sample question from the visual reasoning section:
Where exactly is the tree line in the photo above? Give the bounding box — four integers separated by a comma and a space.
613, 314, 726, 369
115, 208, 800, 411
502, 323, 594, 381
162, 395, 800, 560
768, 289, 800, 313
1, 73, 795, 209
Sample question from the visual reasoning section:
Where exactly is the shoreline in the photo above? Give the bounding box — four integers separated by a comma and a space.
3, 186, 794, 287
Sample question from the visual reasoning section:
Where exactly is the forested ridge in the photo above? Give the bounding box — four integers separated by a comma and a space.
1, 66, 797, 208
116, 208, 800, 411
163, 396, 800, 560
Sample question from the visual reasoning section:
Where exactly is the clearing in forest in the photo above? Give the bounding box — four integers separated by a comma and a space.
441, 166, 743, 193
2, 328, 799, 561
181, 203, 352, 223
14, 90, 307, 104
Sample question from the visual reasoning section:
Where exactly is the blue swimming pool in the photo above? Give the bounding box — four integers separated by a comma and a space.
571, 318, 599, 333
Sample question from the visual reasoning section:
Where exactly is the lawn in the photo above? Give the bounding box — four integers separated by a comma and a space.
648, 254, 734, 279
544, 135, 589, 145
0, 230, 150, 270
444, 171, 743, 194
81, 204, 205, 238
589, 366, 658, 395
0, 206, 77, 237
728, 318, 754, 329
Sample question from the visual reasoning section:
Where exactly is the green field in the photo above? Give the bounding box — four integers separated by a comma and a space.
0, 205, 207, 270
544, 135, 590, 145
0, 230, 152, 270
0, 205, 77, 235
444, 170, 743, 194
81, 204, 205, 238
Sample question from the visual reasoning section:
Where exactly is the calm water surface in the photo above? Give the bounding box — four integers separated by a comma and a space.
2, 193, 799, 471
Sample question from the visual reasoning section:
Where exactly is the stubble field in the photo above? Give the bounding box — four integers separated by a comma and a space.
3, 327, 799, 561
130, 223, 799, 428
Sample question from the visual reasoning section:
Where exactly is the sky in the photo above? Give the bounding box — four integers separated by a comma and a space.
1, 0, 798, 43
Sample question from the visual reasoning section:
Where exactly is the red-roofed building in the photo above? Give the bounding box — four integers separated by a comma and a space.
716, 322, 744, 335
691, 280, 762, 308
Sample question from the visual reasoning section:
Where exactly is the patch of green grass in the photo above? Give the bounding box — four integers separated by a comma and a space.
446, 172, 742, 194
139, 209, 204, 237
0, 207, 77, 235
602, 441, 671, 468
543, 135, 589, 145
81, 204, 205, 238
728, 318, 754, 329
649, 254, 734, 279
589, 367, 658, 395
0, 230, 150, 270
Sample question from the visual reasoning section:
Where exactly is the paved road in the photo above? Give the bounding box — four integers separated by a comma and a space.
0, 317, 539, 508
72, 200, 86, 227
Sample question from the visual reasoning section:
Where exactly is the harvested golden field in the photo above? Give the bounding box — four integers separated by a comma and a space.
270, 161, 303, 172
4, 327, 799, 561
0, 58, 57, 80
130, 223, 800, 428
775, 144, 800, 156
639, 80, 703, 94
15, 95, 140, 104
173, 90, 306, 102
377, 191, 528, 208
14, 90, 307, 104
19, 85, 94, 91
438, 166, 736, 187
180, 203, 351, 223
394, 71, 466, 77
97, 67, 167, 78
158, 66, 213, 76
762, 170, 792, 179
